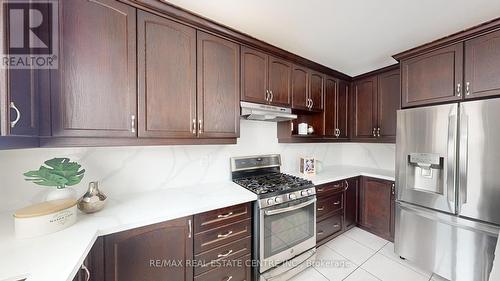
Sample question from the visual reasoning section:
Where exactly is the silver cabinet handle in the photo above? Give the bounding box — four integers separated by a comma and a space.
317, 231, 324, 235
269, 90, 274, 102
372, 128, 377, 137
217, 230, 233, 239
265, 198, 317, 216
311, 99, 314, 109
198, 120, 203, 134
188, 219, 192, 238
456, 83, 461, 97
465, 82, 470, 96
217, 212, 233, 218
333, 223, 340, 228
333, 201, 341, 205
344, 180, 349, 191
217, 249, 234, 258
192, 119, 197, 134
223, 276, 233, 281
391, 183, 395, 195
9, 102, 20, 128
377, 127, 381, 137
317, 206, 324, 211
265, 90, 270, 102
81, 264, 90, 281
130, 115, 136, 133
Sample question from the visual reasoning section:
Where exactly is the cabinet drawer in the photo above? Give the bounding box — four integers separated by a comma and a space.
316, 214, 342, 242
316, 181, 344, 198
194, 254, 251, 281
316, 193, 343, 221
194, 236, 251, 275
194, 203, 251, 233
195, 219, 251, 254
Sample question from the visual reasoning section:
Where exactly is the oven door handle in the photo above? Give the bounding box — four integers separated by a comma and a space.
264, 198, 317, 216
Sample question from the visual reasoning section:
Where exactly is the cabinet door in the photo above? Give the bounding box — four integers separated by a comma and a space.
197, 31, 240, 138
138, 11, 196, 138
309, 71, 324, 111
337, 80, 349, 139
241, 46, 268, 104
353, 76, 377, 139
401, 43, 463, 107
51, 0, 137, 137
73, 237, 104, 281
344, 178, 358, 230
377, 69, 400, 139
268, 56, 292, 106
465, 29, 500, 99
6, 69, 39, 136
359, 177, 393, 241
105, 217, 193, 281
323, 76, 337, 136
291, 65, 309, 110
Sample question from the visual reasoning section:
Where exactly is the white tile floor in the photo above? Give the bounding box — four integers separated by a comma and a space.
289, 227, 449, 281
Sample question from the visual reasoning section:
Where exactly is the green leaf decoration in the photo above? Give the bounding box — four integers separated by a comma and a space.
23, 158, 85, 189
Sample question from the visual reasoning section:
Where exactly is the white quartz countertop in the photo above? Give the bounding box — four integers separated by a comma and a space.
285, 165, 395, 185
0, 182, 257, 281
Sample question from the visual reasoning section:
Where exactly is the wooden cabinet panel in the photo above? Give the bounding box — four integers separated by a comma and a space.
105, 217, 193, 281
465, 29, 500, 99
401, 43, 463, 107
317, 213, 342, 243
138, 11, 196, 138
194, 203, 251, 233
359, 177, 393, 241
291, 65, 309, 110
268, 56, 292, 106
197, 31, 240, 138
353, 76, 377, 139
51, 0, 137, 137
323, 76, 337, 136
194, 254, 251, 281
377, 69, 400, 139
241, 46, 268, 104
344, 178, 359, 230
316, 181, 344, 198
337, 80, 349, 139
6, 69, 39, 136
309, 71, 324, 111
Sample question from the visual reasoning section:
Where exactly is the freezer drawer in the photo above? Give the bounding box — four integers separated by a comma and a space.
396, 104, 458, 214
395, 202, 499, 281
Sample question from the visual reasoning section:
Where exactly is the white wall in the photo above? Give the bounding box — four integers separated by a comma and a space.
0, 120, 395, 212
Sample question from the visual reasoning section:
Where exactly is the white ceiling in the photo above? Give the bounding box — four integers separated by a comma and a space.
165, 0, 500, 77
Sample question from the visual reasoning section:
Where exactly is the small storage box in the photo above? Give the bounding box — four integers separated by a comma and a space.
14, 199, 77, 239
300, 157, 316, 175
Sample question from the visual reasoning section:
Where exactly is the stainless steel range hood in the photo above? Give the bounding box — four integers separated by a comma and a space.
240, 101, 297, 122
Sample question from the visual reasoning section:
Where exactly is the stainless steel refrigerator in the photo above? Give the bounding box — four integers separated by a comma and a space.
395, 99, 500, 281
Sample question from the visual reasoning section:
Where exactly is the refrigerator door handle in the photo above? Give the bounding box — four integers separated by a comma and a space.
459, 108, 469, 209
446, 112, 457, 207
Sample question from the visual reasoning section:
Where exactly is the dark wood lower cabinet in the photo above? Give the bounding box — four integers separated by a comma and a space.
73, 237, 104, 281
105, 217, 194, 281
359, 177, 395, 241
344, 177, 359, 230
317, 213, 343, 245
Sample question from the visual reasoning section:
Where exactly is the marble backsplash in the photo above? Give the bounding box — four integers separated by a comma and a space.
0, 120, 395, 212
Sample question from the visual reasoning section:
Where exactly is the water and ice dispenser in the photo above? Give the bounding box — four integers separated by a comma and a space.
406, 153, 444, 194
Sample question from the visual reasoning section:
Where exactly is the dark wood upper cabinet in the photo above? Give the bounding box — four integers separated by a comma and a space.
105, 217, 193, 281
51, 0, 137, 137
359, 177, 394, 241
268, 56, 292, 106
344, 177, 359, 230
323, 77, 337, 136
337, 80, 350, 139
377, 69, 400, 139
241, 46, 268, 104
197, 31, 240, 138
6, 69, 39, 136
309, 71, 324, 111
353, 76, 377, 139
464, 29, 500, 99
138, 11, 196, 138
291, 65, 309, 110
401, 43, 463, 108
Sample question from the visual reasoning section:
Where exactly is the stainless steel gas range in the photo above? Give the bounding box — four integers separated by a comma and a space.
231, 154, 317, 281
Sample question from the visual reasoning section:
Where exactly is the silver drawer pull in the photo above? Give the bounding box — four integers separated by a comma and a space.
10, 102, 20, 128
217, 212, 233, 219
333, 184, 341, 188
217, 249, 233, 258
333, 201, 341, 205
217, 230, 233, 239
317, 188, 324, 192
223, 276, 233, 281
317, 231, 324, 235
317, 207, 324, 211
333, 223, 340, 228
81, 264, 90, 281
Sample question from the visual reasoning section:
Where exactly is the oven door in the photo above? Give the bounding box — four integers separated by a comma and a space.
259, 196, 316, 273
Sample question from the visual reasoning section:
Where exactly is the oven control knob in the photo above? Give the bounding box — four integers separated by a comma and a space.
267, 198, 274, 205
307, 188, 313, 195
289, 193, 297, 200
274, 197, 282, 204
301, 190, 308, 196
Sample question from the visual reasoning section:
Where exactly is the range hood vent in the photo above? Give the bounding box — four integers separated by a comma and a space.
240, 102, 297, 122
